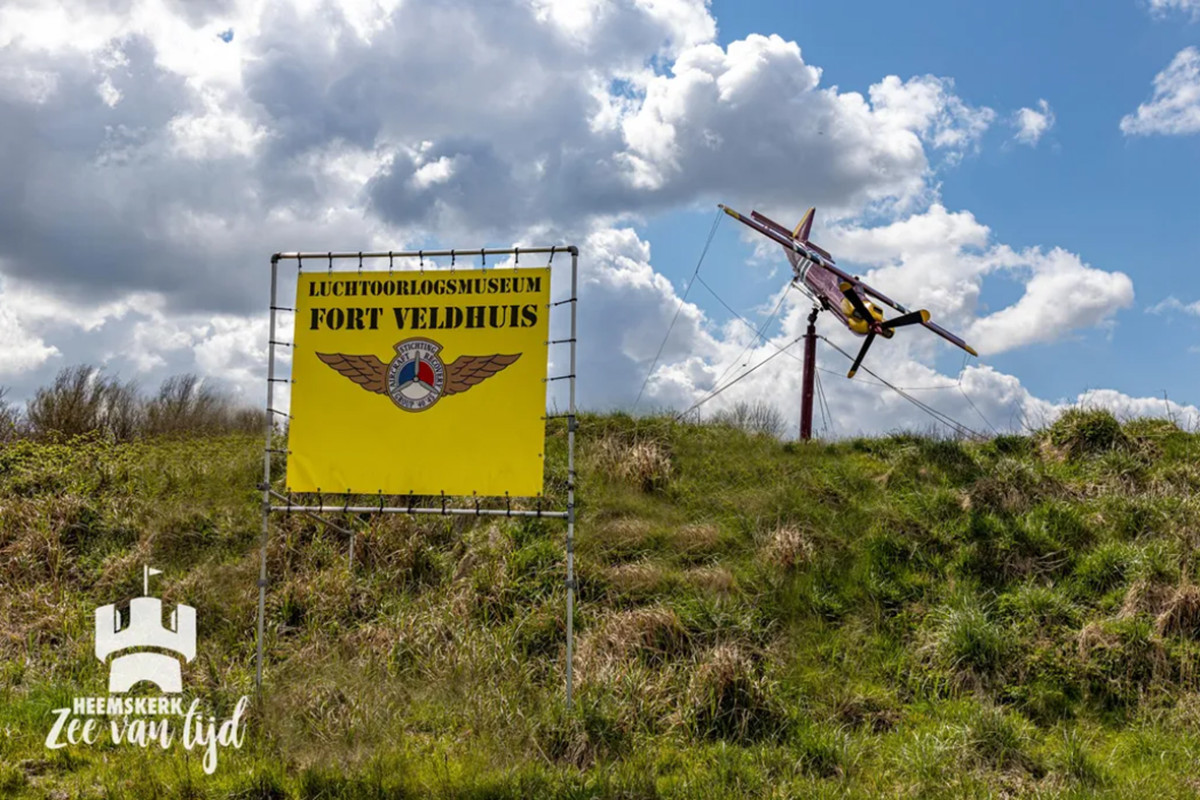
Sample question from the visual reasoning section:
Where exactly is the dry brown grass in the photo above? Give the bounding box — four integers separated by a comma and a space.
595, 516, 655, 545
683, 643, 784, 742
0, 497, 82, 588
0, 584, 82, 663
591, 436, 672, 492
671, 522, 722, 555
1076, 622, 1116, 659
759, 525, 814, 571
1119, 579, 1175, 619
685, 566, 735, 594
575, 606, 690, 683
449, 525, 513, 619
1156, 585, 1200, 639
605, 561, 672, 594
830, 688, 901, 733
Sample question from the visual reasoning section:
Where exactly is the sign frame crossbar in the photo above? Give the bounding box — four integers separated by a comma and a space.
255, 245, 579, 708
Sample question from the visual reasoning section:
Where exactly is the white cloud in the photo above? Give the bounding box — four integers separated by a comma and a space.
574, 227, 719, 409
1146, 0, 1200, 19
1120, 47, 1200, 136
1012, 99, 1054, 146
0, 303, 59, 376
531, 0, 715, 53
614, 43, 993, 201
868, 74, 995, 160
1072, 389, 1200, 429
815, 205, 1134, 356
967, 246, 1134, 354
167, 87, 268, 160
1147, 296, 1200, 315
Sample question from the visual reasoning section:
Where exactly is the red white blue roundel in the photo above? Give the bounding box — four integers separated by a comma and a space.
386, 338, 446, 411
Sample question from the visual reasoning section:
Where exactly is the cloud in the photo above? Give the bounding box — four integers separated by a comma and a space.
1012, 99, 1054, 146
365, 30, 995, 235
0, 0, 1179, 439
1147, 296, 1200, 316
966, 247, 1134, 354
574, 227, 720, 410
813, 205, 1134, 356
0, 290, 59, 376
1145, 0, 1200, 19
1120, 47, 1200, 136
0, 0, 996, 314
868, 74, 995, 162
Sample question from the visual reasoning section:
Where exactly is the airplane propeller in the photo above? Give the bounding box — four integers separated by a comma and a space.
880, 309, 931, 330
840, 282, 931, 378
848, 332, 875, 379
839, 282, 873, 323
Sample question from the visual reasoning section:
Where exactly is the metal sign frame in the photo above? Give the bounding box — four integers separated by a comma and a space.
255, 245, 579, 706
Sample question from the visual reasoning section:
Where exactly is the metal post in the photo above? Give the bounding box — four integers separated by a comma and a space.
565, 248, 578, 710
256, 256, 280, 693
800, 308, 818, 441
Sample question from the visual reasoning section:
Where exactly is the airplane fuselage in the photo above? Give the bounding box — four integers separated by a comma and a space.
787, 250, 886, 337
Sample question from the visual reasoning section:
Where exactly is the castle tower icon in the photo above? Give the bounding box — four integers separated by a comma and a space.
94, 566, 196, 694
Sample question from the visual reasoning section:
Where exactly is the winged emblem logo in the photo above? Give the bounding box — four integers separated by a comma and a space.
317, 337, 520, 412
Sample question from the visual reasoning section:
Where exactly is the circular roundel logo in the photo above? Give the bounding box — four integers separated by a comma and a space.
386, 338, 446, 412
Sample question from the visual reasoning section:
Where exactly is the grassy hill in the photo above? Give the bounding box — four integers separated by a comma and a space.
4, 410, 1200, 798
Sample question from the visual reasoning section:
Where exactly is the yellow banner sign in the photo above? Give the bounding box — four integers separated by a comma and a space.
286, 267, 551, 496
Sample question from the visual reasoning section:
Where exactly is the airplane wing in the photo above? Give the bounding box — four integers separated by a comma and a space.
852, 281, 978, 357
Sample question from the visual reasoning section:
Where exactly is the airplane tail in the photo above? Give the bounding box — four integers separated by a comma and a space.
792, 207, 815, 242
745, 205, 832, 260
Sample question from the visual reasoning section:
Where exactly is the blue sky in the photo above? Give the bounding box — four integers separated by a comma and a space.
641, 0, 1200, 410
1, 0, 1198, 435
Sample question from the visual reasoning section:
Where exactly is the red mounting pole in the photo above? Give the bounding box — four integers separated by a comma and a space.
800, 308, 818, 441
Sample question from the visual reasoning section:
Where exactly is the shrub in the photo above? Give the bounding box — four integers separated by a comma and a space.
0, 387, 23, 441
790, 722, 850, 778
26, 365, 138, 439
576, 606, 690, 677
1119, 579, 1174, 620
1122, 417, 1181, 439
711, 400, 786, 439
1054, 727, 1106, 786
924, 600, 1010, 687
591, 435, 672, 492
957, 510, 1067, 586
919, 438, 981, 484
999, 583, 1080, 628
686, 643, 786, 742
1076, 617, 1164, 715
21, 365, 262, 440
829, 687, 900, 733
759, 525, 814, 572
144, 374, 240, 435
967, 457, 1048, 515
1010, 677, 1076, 725
1073, 541, 1137, 594
965, 705, 1042, 775
533, 697, 628, 768
1048, 408, 1127, 458
989, 434, 1033, 456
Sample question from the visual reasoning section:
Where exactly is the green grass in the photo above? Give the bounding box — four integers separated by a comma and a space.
5, 411, 1200, 797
